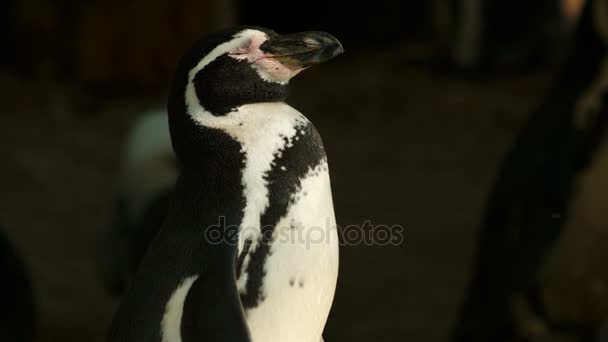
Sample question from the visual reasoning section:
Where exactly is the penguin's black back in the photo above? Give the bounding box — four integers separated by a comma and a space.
108, 137, 250, 341
127, 190, 172, 275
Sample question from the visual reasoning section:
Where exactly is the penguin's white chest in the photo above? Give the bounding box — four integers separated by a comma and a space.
192, 102, 339, 341
242, 161, 339, 342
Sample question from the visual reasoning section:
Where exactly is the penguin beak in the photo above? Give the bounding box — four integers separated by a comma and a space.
260, 31, 344, 68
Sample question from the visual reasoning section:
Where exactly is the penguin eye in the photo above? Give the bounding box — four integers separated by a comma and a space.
231, 47, 248, 55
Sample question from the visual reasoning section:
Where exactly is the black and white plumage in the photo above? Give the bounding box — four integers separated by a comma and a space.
108, 27, 343, 342
0, 225, 34, 342
453, 1, 608, 341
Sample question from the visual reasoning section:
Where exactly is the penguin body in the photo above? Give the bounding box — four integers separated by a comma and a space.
453, 1, 608, 340
109, 27, 343, 342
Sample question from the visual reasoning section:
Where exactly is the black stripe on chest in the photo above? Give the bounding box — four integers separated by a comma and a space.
238, 121, 327, 308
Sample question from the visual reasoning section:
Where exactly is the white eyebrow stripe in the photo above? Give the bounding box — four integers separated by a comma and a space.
185, 29, 267, 115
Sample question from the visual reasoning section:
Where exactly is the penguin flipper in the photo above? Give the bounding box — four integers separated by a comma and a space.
180, 271, 251, 342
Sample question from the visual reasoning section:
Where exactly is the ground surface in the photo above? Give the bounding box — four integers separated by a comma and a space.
0, 46, 550, 341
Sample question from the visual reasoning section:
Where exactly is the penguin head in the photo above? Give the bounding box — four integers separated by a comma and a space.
172, 27, 343, 116
168, 27, 343, 165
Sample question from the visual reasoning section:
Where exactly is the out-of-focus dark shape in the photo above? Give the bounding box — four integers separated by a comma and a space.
433, 0, 584, 74
100, 108, 177, 295
0, 0, 236, 90
564, 0, 589, 23
0, 0, 81, 79
0, 225, 35, 342
78, 0, 236, 90
453, 0, 608, 341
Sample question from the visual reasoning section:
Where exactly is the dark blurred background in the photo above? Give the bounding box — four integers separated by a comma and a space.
3, 0, 607, 341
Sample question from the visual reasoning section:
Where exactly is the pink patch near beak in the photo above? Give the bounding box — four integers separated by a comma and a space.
230, 33, 303, 83
253, 57, 305, 83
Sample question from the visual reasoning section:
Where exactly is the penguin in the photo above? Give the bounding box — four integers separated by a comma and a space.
101, 108, 178, 295
0, 225, 35, 342
452, 0, 608, 341
108, 27, 343, 342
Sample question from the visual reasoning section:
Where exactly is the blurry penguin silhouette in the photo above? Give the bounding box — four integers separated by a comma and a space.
101, 108, 178, 295
433, 0, 572, 73
453, 0, 608, 341
0, 225, 35, 342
